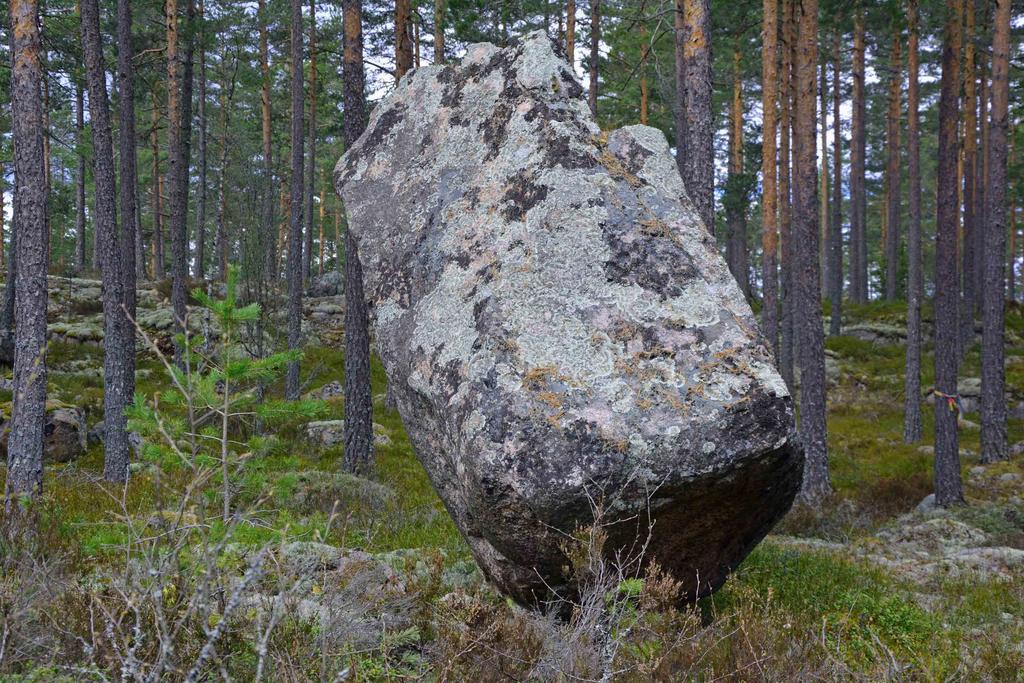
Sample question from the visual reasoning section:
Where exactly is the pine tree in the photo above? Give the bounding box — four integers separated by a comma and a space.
286, 0, 305, 400
794, 0, 830, 502
760, 0, 780, 360
5, 0, 49, 506
588, 0, 600, 116
676, 0, 714, 231
904, 0, 923, 443
981, 0, 1009, 463
884, 26, 902, 301
935, 0, 965, 507
828, 29, 842, 336
850, 5, 867, 303
342, 0, 374, 474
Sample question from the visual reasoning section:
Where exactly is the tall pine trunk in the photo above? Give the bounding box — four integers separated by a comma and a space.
904, 0, 923, 443
5, 0, 48, 505
341, 0, 374, 473
286, 0, 305, 400
677, 0, 714, 231
980, 0, 1009, 463
819, 54, 828, 292
976, 5, 990, 316
151, 99, 165, 280
395, 0, 413, 83
794, 0, 829, 502
567, 0, 576, 65
760, 0, 780, 360
884, 28, 902, 301
304, 0, 318, 289
588, 0, 600, 116
828, 30, 842, 336
215, 47, 239, 282
961, 0, 977, 349
935, 0, 965, 507
726, 44, 748, 295
75, 74, 87, 273
850, 6, 867, 302
778, 0, 795, 388
434, 0, 445, 64
194, 1, 207, 279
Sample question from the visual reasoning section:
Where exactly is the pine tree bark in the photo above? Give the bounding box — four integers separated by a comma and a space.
588, 0, 600, 116
150, 100, 165, 280
434, 0, 445, 64
819, 54, 828, 291
794, 0, 829, 502
980, 0, 1009, 463
305, 0, 318, 289
82, 0, 130, 483
828, 30, 842, 336
677, 0, 714, 232
961, 0, 977, 348
114, 0, 138, 479
760, 0, 780, 360
75, 73, 87, 273
778, 0, 795, 388
639, 25, 649, 125
567, 0, 576, 65
935, 0, 965, 507
342, 0, 374, 474
258, 0, 275, 284
976, 7, 990, 315
726, 44, 748, 296
395, 0, 413, 83
904, 0, 923, 443
286, 0, 305, 400
883, 29, 902, 301
167, 0, 193, 363
6, 0, 48, 504
850, 6, 867, 303
194, 0, 207, 279
215, 47, 239, 282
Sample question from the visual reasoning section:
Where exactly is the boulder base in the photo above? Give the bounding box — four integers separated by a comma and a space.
336, 32, 802, 604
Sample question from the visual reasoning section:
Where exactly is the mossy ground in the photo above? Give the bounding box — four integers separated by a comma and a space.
2, 301, 1023, 679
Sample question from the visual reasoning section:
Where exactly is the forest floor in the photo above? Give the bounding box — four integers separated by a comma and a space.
1, 277, 1024, 681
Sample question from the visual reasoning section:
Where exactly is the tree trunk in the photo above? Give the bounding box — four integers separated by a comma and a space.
566, 0, 575, 65
980, 0, 1009, 463
961, 0, 977, 348
677, 0, 714, 232
935, 0, 965, 507
884, 28, 902, 301
850, 6, 867, 302
639, 24, 649, 125
819, 53, 828, 292
286, 0, 305, 400
258, 0, 276, 285
904, 0, 923, 443
760, 0, 780, 360
168, 0, 195, 363
215, 47, 239, 282
976, 5, 990, 316
588, 0, 600, 116
82, 0, 130, 483
151, 99, 165, 280
115, 0, 138, 478
793, 0, 829, 502
305, 0, 318, 289
778, 0, 795, 388
319, 170, 326, 275
395, 0, 413, 83
342, 0, 374, 474
434, 0, 445, 64
6, 0, 48, 506
194, 0, 207, 279
75, 73, 87, 273
726, 44, 748, 296
828, 30, 842, 336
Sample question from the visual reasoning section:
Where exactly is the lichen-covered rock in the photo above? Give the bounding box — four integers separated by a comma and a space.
0, 403, 87, 463
335, 32, 801, 604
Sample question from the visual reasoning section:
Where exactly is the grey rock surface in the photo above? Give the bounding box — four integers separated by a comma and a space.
336, 32, 801, 604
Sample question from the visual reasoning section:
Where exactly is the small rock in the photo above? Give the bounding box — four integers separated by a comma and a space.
970, 466, 987, 477
959, 418, 981, 431
303, 420, 346, 449
916, 494, 936, 513
1010, 441, 1024, 457
999, 473, 1020, 483
306, 380, 344, 401
308, 270, 343, 297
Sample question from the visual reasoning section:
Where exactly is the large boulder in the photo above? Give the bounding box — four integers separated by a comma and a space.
335, 32, 801, 605
0, 403, 88, 464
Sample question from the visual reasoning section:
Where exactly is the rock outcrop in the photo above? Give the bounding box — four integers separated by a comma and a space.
1, 403, 87, 464
336, 32, 801, 604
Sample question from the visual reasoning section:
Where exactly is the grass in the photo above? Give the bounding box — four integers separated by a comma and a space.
2, 299, 1023, 679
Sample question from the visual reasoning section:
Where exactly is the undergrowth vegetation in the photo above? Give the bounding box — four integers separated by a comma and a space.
0, 298, 1022, 680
